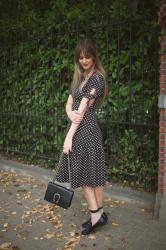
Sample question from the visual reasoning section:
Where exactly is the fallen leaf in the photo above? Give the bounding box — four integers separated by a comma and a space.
88, 234, 96, 240
104, 198, 112, 202
112, 222, 119, 226
44, 232, 55, 239
55, 223, 63, 229
24, 206, 30, 209
65, 238, 78, 245
0, 242, 12, 249
114, 200, 120, 204
104, 234, 112, 240
46, 228, 51, 233
81, 203, 88, 207
69, 231, 76, 236
34, 198, 41, 202
11, 211, 17, 215
56, 232, 63, 239
25, 211, 30, 215
13, 224, 22, 231
69, 223, 76, 228
34, 237, 39, 240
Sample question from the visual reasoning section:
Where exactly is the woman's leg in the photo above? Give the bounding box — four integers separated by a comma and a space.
82, 186, 101, 225
94, 186, 104, 215
82, 186, 98, 210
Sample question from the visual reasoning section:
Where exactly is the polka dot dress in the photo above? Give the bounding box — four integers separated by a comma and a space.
55, 72, 107, 189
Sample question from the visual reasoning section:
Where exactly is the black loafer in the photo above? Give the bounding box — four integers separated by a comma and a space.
81, 214, 107, 235
82, 212, 108, 228
82, 217, 91, 228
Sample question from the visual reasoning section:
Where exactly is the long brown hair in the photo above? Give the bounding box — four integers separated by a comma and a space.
71, 39, 108, 106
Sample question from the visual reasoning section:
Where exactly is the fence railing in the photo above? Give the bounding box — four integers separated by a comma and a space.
0, 17, 160, 190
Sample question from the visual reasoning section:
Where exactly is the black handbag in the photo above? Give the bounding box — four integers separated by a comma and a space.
44, 153, 74, 209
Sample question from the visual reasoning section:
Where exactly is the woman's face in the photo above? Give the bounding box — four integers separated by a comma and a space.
78, 52, 94, 73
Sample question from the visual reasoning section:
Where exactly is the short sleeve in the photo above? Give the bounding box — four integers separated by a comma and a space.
82, 74, 104, 100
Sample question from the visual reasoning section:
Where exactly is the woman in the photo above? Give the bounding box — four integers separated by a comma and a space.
56, 39, 108, 235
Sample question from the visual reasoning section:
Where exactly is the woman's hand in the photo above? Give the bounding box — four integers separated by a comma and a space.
68, 110, 84, 124
63, 135, 72, 154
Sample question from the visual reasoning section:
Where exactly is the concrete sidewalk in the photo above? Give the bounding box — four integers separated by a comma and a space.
0, 157, 166, 250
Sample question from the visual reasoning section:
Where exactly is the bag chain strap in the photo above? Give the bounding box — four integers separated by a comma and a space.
52, 153, 72, 190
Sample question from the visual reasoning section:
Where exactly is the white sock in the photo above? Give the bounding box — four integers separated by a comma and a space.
99, 206, 103, 216
90, 208, 101, 226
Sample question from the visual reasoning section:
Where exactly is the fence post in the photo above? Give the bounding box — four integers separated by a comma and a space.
154, 3, 166, 221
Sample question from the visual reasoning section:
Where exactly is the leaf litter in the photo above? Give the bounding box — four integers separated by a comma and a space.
0, 169, 127, 249
0, 170, 81, 249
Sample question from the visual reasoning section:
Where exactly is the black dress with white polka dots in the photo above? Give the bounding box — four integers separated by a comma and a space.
55, 72, 106, 189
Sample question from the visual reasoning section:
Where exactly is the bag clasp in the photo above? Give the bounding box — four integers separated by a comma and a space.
53, 193, 61, 203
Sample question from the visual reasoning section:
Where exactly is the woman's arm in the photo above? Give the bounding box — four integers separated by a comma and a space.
63, 89, 96, 154
67, 88, 96, 138
65, 94, 84, 124
65, 94, 73, 120
67, 99, 89, 137
66, 93, 94, 124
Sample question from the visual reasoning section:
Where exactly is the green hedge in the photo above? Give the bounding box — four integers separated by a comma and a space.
0, 0, 160, 191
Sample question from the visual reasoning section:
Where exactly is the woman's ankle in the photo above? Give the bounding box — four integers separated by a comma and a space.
90, 208, 101, 226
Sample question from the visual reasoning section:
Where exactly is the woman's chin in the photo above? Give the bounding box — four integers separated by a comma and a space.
83, 66, 92, 71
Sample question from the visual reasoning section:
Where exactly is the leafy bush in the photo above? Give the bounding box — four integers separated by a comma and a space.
0, 0, 160, 191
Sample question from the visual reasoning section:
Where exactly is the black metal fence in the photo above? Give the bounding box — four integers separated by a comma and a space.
0, 17, 160, 189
